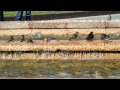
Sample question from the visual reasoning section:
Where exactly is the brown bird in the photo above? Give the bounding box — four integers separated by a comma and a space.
69, 32, 79, 40
20, 35, 25, 42
27, 38, 34, 43
100, 33, 110, 40
86, 32, 94, 41
7, 36, 14, 42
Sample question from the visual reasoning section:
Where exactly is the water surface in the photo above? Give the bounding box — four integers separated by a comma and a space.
0, 59, 120, 79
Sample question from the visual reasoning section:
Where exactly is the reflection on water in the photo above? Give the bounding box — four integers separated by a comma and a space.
0, 60, 120, 79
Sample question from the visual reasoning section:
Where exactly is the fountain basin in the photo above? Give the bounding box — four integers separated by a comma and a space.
0, 21, 120, 60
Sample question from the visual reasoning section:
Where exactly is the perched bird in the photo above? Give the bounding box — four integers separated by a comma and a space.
69, 32, 79, 40
27, 38, 34, 43
34, 32, 42, 40
100, 33, 110, 40
7, 36, 14, 42
108, 14, 111, 20
56, 49, 61, 52
20, 35, 25, 42
86, 32, 94, 41
44, 38, 51, 42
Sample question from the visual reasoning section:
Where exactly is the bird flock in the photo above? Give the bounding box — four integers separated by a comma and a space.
6, 31, 110, 43
5, 14, 113, 43
7, 35, 34, 43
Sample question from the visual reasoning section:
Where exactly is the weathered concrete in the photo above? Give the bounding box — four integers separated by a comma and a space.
0, 20, 120, 60
0, 28, 119, 36
0, 20, 120, 52
0, 20, 120, 29
0, 40, 119, 52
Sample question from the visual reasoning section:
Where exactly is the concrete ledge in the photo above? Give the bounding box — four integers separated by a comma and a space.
0, 28, 119, 36
0, 20, 120, 29
0, 40, 119, 51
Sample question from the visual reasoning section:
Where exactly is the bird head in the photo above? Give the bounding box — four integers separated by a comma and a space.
21, 35, 24, 37
90, 32, 93, 34
76, 32, 79, 34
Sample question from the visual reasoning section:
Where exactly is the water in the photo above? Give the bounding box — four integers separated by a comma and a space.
0, 60, 120, 79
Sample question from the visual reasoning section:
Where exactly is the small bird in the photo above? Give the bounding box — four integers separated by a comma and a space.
27, 38, 34, 43
44, 38, 51, 42
69, 32, 79, 40
34, 32, 42, 39
86, 32, 94, 41
100, 33, 110, 40
108, 14, 111, 20
7, 36, 14, 42
20, 35, 25, 42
